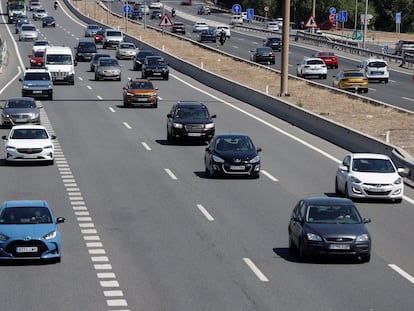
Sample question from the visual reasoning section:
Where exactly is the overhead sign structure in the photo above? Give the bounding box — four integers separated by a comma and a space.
232, 4, 241, 15
159, 13, 173, 27
304, 15, 318, 28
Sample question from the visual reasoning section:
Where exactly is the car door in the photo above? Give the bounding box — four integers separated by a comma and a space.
337, 155, 351, 192
290, 201, 306, 247
166, 104, 176, 135
204, 138, 215, 170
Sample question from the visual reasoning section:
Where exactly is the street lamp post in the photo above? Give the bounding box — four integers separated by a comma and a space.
363, 0, 368, 49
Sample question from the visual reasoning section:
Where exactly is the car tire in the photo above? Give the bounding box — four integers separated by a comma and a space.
48, 159, 54, 165
298, 239, 308, 261
323, 74, 327, 79
360, 254, 370, 263
288, 232, 295, 250
142, 72, 146, 79
335, 177, 341, 195
384, 79, 388, 84
344, 183, 350, 198
55, 256, 61, 263
95, 74, 99, 81
163, 74, 169, 80
123, 100, 130, 108
48, 94, 53, 100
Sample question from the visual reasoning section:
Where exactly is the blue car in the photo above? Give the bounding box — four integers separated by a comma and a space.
0, 200, 65, 263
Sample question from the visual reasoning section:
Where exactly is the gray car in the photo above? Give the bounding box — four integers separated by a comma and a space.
90, 53, 111, 72
85, 24, 101, 37
19, 24, 38, 41
94, 57, 122, 81
115, 42, 137, 60
1, 97, 42, 127
19, 69, 53, 100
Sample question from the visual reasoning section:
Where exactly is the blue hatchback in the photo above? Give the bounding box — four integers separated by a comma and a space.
0, 200, 65, 263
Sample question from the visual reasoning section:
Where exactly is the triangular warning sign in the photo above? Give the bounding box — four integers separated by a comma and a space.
159, 13, 173, 27
304, 15, 318, 28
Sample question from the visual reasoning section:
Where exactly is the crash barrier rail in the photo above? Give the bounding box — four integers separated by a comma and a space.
0, 39, 7, 73
65, 0, 414, 181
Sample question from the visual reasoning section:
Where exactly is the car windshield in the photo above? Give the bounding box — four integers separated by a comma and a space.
130, 81, 154, 89
120, 43, 135, 49
343, 72, 364, 77
318, 52, 335, 57
45, 54, 72, 65
22, 26, 36, 31
34, 51, 44, 57
367, 61, 386, 68
175, 107, 209, 119
307, 59, 324, 65
99, 58, 119, 66
11, 128, 49, 139
147, 57, 165, 65
35, 41, 48, 46
0, 207, 52, 224
93, 54, 110, 61
138, 52, 154, 59
306, 205, 362, 224
107, 31, 122, 37
5, 100, 36, 109
88, 25, 100, 30
24, 73, 50, 80
352, 158, 396, 173
215, 137, 254, 152
256, 47, 271, 53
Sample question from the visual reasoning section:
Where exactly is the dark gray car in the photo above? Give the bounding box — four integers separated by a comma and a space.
1, 97, 42, 127
94, 57, 122, 81
19, 69, 53, 100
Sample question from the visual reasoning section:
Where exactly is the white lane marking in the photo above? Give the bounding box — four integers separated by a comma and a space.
104, 290, 124, 297
141, 142, 151, 151
388, 264, 414, 284
94, 264, 113, 270
171, 74, 414, 204
78, 77, 83, 81
87, 242, 103, 247
106, 299, 128, 307
100, 280, 120, 287
88, 249, 106, 255
243, 258, 269, 282
91, 256, 110, 262
232, 45, 239, 49
97, 273, 116, 278
87, 85, 92, 89
402, 96, 414, 102
368, 87, 376, 91
164, 168, 178, 180
109, 107, 116, 112
196, 204, 215, 221
260, 170, 279, 182
123, 122, 132, 129
97, 95, 103, 100
389, 79, 396, 83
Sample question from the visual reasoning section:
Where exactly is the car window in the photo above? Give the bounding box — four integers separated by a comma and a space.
344, 72, 364, 77
107, 31, 122, 37
352, 158, 395, 173
99, 59, 118, 66
0, 207, 52, 224
130, 81, 154, 89
22, 26, 36, 31
34, 51, 44, 57
147, 57, 165, 65
215, 137, 254, 151
367, 61, 386, 68
307, 59, 324, 65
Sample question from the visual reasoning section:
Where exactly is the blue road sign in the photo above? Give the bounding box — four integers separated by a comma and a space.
232, 4, 241, 14
341, 10, 348, 23
396, 12, 401, 24
329, 7, 336, 15
334, 13, 339, 22
246, 8, 254, 20
123, 4, 131, 14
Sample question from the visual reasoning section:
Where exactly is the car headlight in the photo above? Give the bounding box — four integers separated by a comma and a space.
306, 233, 322, 241
173, 123, 183, 129
48, 84, 53, 89
212, 154, 225, 163
394, 177, 402, 185
356, 234, 370, 242
249, 155, 260, 163
44, 144, 53, 149
23, 85, 30, 89
0, 233, 10, 241
44, 230, 57, 240
204, 122, 214, 129
350, 176, 362, 184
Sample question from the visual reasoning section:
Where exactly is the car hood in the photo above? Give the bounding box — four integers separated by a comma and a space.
97, 66, 121, 71
0, 223, 57, 238
214, 150, 258, 162
127, 89, 157, 95
144, 64, 168, 69
3, 108, 38, 115
173, 118, 213, 124
351, 172, 400, 183
305, 223, 368, 237
7, 139, 53, 148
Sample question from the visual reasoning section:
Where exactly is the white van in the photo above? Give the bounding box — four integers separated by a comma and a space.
43, 46, 76, 85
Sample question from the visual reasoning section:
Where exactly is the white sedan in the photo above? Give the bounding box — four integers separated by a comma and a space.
2, 124, 56, 165
335, 153, 404, 202
32, 40, 51, 53
149, 1, 163, 9
296, 57, 327, 79
192, 21, 209, 32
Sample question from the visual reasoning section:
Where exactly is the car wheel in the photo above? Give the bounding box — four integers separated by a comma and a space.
335, 177, 341, 195
298, 239, 308, 261
364, 89, 368, 93
48, 94, 53, 100
142, 72, 146, 78
344, 183, 350, 198
95, 74, 99, 81
54, 256, 61, 263
360, 254, 370, 263
123, 100, 130, 108
323, 74, 327, 79
48, 159, 54, 165
163, 73, 169, 80
288, 232, 295, 250
384, 79, 388, 84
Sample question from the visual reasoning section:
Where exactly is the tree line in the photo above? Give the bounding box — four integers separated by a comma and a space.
217, 0, 414, 32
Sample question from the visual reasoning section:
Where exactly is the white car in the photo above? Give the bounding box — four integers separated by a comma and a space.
192, 21, 209, 32
230, 14, 243, 25
265, 21, 279, 31
216, 25, 231, 39
2, 124, 56, 165
18, 24, 38, 41
335, 153, 404, 202
149, 1, 163, 9
32, 8, 48, 20
32, 40, 51, 53
359, 58, 389, 83
296, 57, 327, 79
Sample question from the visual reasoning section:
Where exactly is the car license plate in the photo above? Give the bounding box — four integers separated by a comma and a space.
137, 98, 148, 102
24, 154, 38, 158
230, 165, 245, 170
153, 72, 162, 75
33, 90, 42, 94
188, 133, 201, 137
329, 244, 350, 250
16, 246, 38, 253
369, 187, 384, 192
16, 118, 28, 123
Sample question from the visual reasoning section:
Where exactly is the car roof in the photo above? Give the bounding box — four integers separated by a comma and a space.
6, 97, 36, 102
176, 101, 206, 108
349, 153, 391, 160
363, 58, 387, 62
11, 124, 48, 130
302, 197, 355, 205
24, 68, 51, 74
215, 133, 251, 139
1, 200, 49, 209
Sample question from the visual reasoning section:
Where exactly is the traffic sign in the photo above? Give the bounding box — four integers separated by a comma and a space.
329, 14, 335, 23
340, 10, 348, 23
232, 4, 241, 14
264, 6, 269, 13
123, 4, 131, 14
329, 7, 336, 14
396, 12, 401, 24
304, 15, 317, 28
159, 13, 173, 27
246, 8, 254, 20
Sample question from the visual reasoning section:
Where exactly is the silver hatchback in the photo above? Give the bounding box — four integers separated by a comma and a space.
19, 24, 38, 41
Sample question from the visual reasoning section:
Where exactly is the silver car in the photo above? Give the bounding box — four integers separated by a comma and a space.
94, 57, 122, 81
1, 97, 42, 127
115, 42, 137, 60
85, 24, 101, 37
19, 24, 38, 41
32, 8, 48, 20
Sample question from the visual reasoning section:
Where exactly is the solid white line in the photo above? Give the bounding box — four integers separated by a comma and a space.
123, 122, 132, 129
78, 76, 83, 81
243, 258, 269, 282
402, 97, 414, 102
260, 170, 279, 182
141, 142, 151, 150
109, 107, 116, 112
164, 168, 178, 180
388, 264, 414, 284
196, 204, 215, 221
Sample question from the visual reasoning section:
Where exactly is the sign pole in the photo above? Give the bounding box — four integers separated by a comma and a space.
280, 0, 291, 96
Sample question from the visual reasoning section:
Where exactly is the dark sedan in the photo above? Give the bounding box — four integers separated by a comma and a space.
288, 197, 371, 262
1, 97, 41, 127
141, 55, 169, 80
197, 28, 216, 43
250, 46, 275, 64
133, 50, 155, 71
204, 133, 261, 178
41, 16, 55, 27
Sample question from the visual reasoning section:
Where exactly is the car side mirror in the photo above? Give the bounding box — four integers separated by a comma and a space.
74, 60, 78, 66
167, 113, 172, 118
19, 78, 22, 82
51, 135, 57, 140
56, 217, 65, 223
211, 114, 216, 118
363, 217, 371, 224
339, 164, 349, 171
257, 147, 262, 152
2, 135, 7, 140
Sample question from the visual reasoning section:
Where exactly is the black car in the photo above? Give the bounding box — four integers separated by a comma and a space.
171, 22, 186, 34
288, 197, 371, 262
150, 10, 162, 19
75, 40, 97, 62
167, 101, 216, 144
250, 46, 275, 64
263, 36, 282, 51
41, 16, 56, 28
90, 53, 111, 72
133, 50, 154, 71
204, 133, 261, 178
197, 28, 216, 43
141, 55, 169, 80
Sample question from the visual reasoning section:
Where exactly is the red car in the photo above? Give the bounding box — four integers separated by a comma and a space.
94, 30, 105, 44
29, 50, 44, 68
314, 51, 338, 69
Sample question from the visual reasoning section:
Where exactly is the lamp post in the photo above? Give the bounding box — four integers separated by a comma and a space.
354, 0, 358, 32
311, 0, 316, 34
280, 0, 291, 96
363, 0, 368, 49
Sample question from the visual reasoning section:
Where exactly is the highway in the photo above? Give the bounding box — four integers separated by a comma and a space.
0, 1, 413, 310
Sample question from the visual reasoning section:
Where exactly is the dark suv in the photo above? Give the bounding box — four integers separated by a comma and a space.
171, 22, 186, 34
75, 40, 97, 61
263, 36, 282, 51
142, 56, 169, 80
166, 101, 216, 144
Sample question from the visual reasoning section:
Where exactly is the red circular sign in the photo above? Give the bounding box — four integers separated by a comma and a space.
329, 13, 335, 23
264, 6, 269, 12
